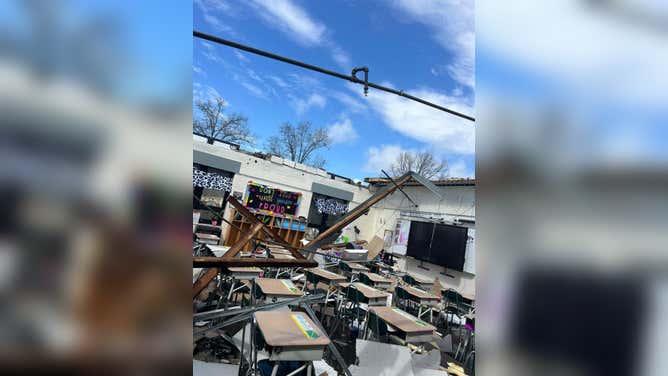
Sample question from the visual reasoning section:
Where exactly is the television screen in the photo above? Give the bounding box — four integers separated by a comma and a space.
406, 221, 468, 271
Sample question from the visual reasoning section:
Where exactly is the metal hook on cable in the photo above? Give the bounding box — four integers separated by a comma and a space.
351, 66, 369, 96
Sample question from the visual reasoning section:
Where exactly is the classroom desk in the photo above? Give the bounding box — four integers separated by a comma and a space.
224, 267, 262, 302
339, 261, 370, 282
305, 268, 347, 287
254, 311, 331, 375
396, 285, 441, 321
304, 268, 347, 304
368, 306, 437, 344
359, 272, 393, 290
403, 273, 435, 291
254, 278, 303, 302
347, 282, 390, 307
227, 267, 262, 280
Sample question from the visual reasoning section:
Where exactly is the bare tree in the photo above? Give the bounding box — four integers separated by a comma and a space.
266, 121, 331, 169
389, 151, 448, 179
193, 97, 251, 145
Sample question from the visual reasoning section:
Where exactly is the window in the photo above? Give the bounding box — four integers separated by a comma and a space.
307, 193, 349, 232
193, 163, 234, 221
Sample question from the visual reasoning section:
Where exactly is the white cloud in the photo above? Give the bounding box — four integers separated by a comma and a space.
241, 82, 265, 98
331, 91, 366, 113
363, 144, 406, 174
478, 1, 668, 108
327, 117, 358, 144
447, 159, 474, 178
249, 0, 352, 68
290, 93, 326, 114
394, 0, 474, 89
193, 82, 222, 102
360, 84, 475, 155
246, 68, 262, 82
250, 0, 326, 45
330, 44, 351, 69
234, 50, 250, 63
192, 65, 205, 75
267, 75, 288, 88
195, 0, 236, 34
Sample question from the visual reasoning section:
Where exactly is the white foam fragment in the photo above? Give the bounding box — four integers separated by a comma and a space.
192, 360, 238, 376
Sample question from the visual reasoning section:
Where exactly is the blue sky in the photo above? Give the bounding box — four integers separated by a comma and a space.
193, 0, 475, 181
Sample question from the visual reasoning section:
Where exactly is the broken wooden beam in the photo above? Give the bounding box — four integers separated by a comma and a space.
193, 257, 317, 268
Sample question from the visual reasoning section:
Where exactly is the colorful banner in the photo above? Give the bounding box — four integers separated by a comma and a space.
244, 181, 301, 218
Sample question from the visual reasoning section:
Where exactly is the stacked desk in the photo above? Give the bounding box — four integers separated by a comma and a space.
368, 306, 437, 344
254, 311, 331, 375
359, 272, 393, 290
254, 278, 303, 303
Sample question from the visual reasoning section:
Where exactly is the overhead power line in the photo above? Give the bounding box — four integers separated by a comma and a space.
193, 30, 475, 122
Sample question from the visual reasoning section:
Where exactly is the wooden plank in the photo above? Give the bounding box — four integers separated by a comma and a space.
193, 257, 317, 268
193, 221, 265, 298
305, 172, 414, 254
227, 197, 306, 260
222, 222, 265, 259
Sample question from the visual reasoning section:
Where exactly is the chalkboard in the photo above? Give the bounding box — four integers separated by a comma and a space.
244, 182, 301, 218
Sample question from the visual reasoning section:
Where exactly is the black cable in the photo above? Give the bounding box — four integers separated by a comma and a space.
193, 30, 475, 122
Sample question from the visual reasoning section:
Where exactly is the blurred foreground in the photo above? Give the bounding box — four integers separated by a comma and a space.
0, 1, 192, 374
478, 1, 668, 375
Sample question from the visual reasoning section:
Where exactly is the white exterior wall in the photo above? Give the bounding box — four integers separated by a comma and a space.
194, 142, 475, 296
193, 141, 372, 237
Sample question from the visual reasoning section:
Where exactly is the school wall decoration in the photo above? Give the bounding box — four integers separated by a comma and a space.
244, 181, 301, 218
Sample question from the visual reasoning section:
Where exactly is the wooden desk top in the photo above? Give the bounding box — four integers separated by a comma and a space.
406, 273, 433, 285
350, 282, 390, 299
255, 311, 330, 347
196, 233, 220, 240
307, 268, 347, 283
269, 248, 293, 255
343, 262, 369, 271
272, 253, 296, 260
370, 307, 436, 334
361, 272, 392, 283
399, 285, 441, 301
255, 278, 303, 297
227, 267, 262, 273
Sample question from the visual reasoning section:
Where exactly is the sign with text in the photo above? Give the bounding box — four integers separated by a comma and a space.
244, 181, 301, 218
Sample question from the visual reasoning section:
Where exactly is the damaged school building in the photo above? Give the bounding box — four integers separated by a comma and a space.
193, 139, 476, 375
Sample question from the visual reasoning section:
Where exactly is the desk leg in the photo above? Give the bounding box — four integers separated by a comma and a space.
227, 280, 236, 301
270, 363, 279, 376
307, 363, 312, 376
